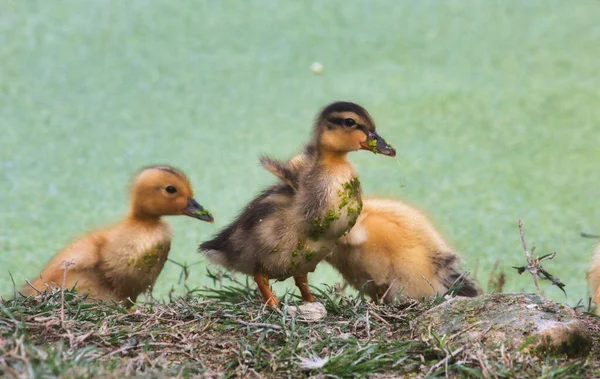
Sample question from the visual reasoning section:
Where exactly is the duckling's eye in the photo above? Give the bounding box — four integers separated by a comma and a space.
165, 186, 177, 194
343, 118, 356, 127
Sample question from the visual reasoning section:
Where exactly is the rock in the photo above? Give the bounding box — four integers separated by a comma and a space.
413, 293, 592, 358
286, 302, 327, 322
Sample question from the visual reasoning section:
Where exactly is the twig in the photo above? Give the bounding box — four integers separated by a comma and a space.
581, 232, 600, 239
513, 220, 566, 295
365, 309, 371, 339
518, 220, 530, 260
24, 280, 42, 295
104, 342, 181, 358
475, 348, 493, 379
420, 274, 436, 294
236, 320, 282, 330
448, 320, 485, 342
487, 260, 506, 293
380, 279, 397, 302
426, 345, 467, 376
367, 309, 390, 326
60, 260, 75, 326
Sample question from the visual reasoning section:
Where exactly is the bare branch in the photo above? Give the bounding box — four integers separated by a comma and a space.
236, 320, 282, 330
426, 345, 467, 376
513, 220, 566, 296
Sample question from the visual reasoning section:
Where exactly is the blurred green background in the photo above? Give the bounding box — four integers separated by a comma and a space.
1, 0, 599, 304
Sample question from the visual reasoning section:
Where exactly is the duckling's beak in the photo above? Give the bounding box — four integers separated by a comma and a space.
182, 198, 214, 222
360, 131, 396, 157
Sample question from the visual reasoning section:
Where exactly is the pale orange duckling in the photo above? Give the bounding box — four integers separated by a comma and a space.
588, 242, 600, 313
21, 165, 213, 307
329, 198, 480, 302
261, 151, 480, 303
200, 102, 396, 306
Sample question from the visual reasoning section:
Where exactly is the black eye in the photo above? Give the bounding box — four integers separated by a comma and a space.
165, 186, 177, 194
343, 118, 356, 127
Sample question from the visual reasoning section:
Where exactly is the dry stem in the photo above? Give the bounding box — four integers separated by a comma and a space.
516, 220, 563, 295
60, 260, 75, 326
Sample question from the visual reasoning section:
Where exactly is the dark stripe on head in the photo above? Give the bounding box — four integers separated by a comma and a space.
327, 117, 369, 136
319, 101, 372, 122
328, 117, 344, 125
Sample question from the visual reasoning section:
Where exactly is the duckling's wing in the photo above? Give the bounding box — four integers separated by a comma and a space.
259, 147, 315, 191
259, 156, 299, 190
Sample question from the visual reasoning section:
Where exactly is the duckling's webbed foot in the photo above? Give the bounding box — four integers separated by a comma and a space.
294, 274, 316, 302
253, 270, 279, 307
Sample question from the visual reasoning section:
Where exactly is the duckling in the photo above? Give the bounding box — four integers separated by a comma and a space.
588, 242, 600, 313
200, 102, 396, 306
328, 198, 480, 301
261, 153, 480, 303
21, 165, 213, 307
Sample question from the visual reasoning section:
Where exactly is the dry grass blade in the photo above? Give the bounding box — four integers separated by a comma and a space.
60, 260, 75, 327
487, 260, 506, 293
426, 345, 467, 376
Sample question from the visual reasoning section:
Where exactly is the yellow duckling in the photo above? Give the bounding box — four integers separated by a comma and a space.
21, 165, 213, 307
200, 102, 395, 306
588, 242, 600, 313
261, 151, 480, 303
329, 198, 480, 302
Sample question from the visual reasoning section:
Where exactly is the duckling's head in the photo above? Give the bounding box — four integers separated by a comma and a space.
129, 165, 213, 222
313, 101, 396, 157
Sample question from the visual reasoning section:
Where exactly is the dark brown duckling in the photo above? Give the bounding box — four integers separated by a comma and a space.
261, 152, 480, 303
200, 102, 395, 306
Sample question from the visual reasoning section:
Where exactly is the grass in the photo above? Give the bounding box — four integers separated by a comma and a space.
2, 271, 599, 377
1, 1, 600, 305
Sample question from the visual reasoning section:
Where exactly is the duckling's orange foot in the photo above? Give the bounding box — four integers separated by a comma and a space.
265, 296, 279, 308
294, 274, 316, 302
253, 270, 279, 308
